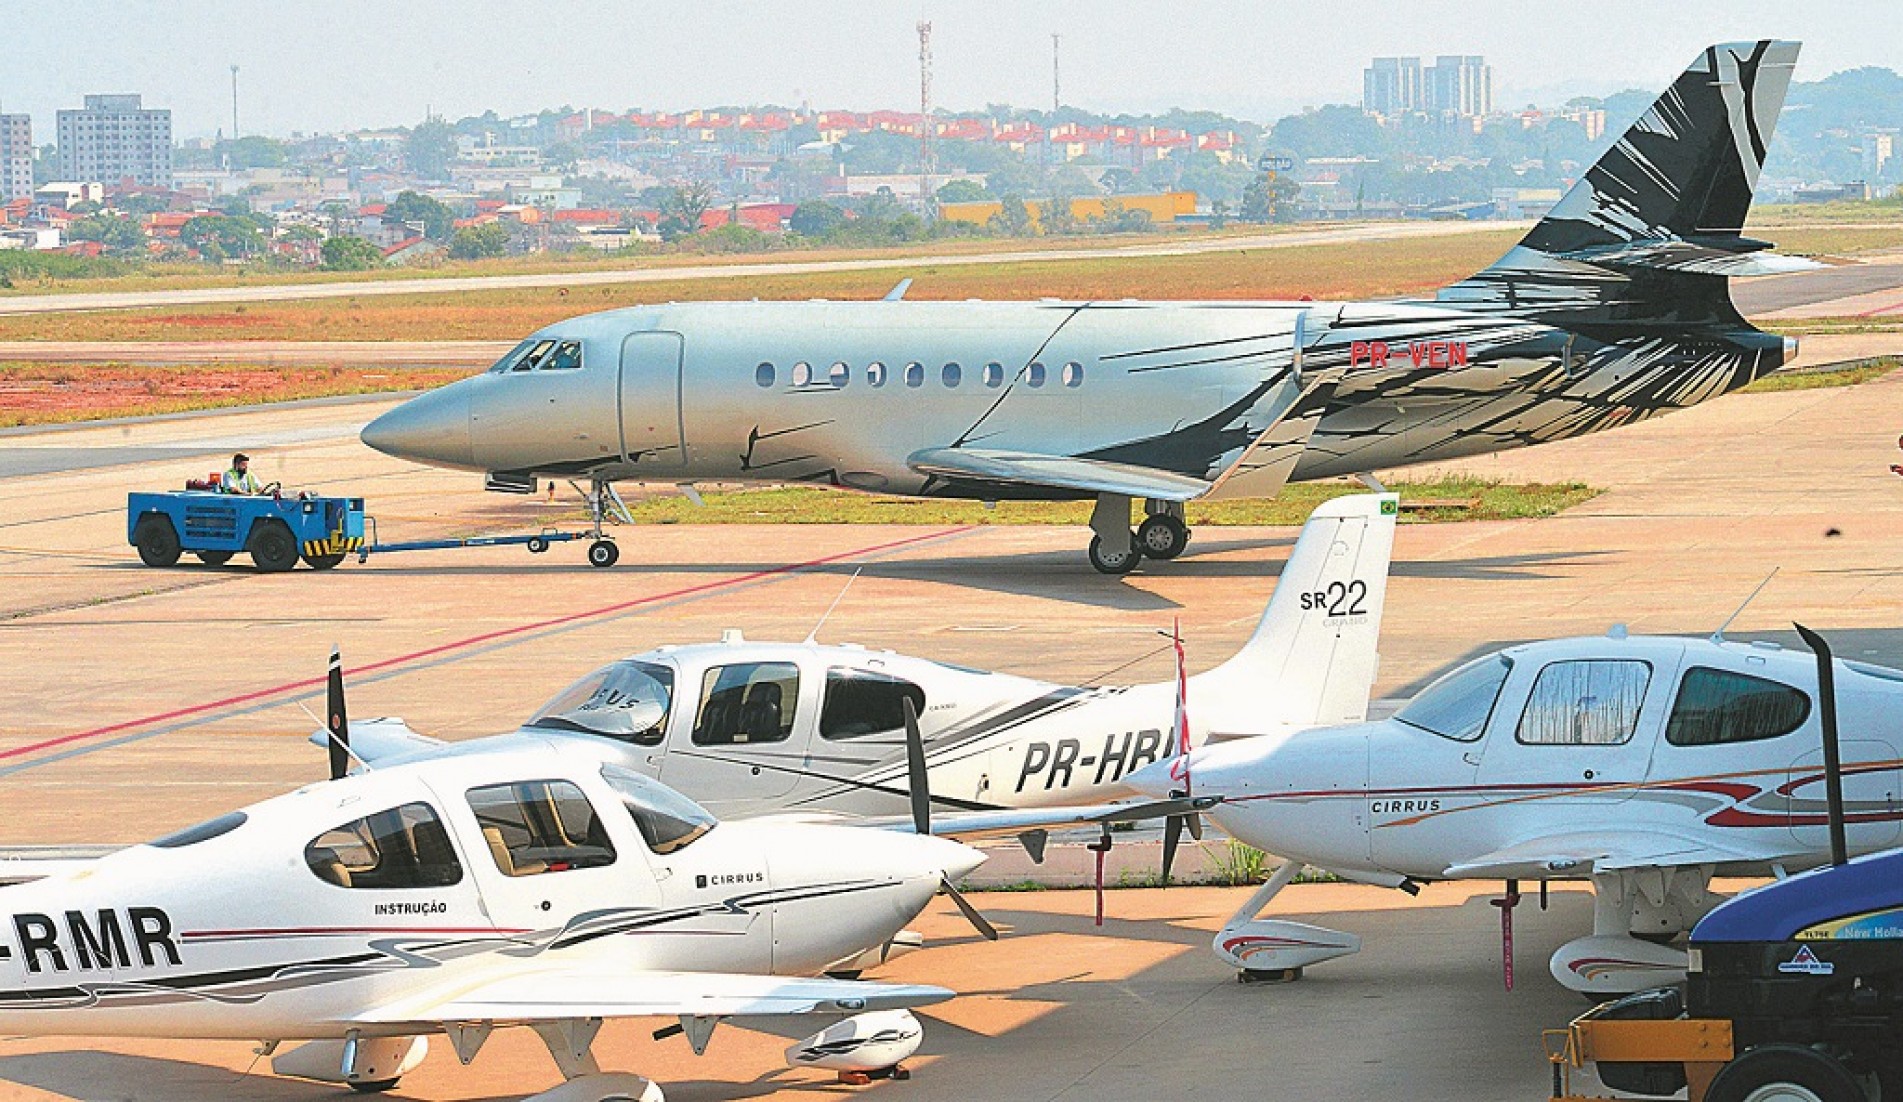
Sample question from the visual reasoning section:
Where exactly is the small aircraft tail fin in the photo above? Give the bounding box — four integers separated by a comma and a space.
1192, 493, 1398, 734
1439, 41, 1806, 324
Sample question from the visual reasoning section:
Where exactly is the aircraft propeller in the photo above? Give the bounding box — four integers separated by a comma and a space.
325, 646, 350, 782
901, 696, 999, 941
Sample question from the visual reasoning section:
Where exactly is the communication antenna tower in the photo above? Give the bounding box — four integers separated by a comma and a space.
918, 20, 934, 216
1052, 34, 1061, 115
230, 65, 240, 140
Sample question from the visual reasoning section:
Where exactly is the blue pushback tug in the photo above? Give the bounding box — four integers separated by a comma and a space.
128, 491, 365, 573
1546, 628, 1903, 1102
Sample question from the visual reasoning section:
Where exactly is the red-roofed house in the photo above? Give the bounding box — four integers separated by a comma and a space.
698, 203, 796, 232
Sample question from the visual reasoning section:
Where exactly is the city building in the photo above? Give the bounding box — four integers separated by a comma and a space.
0, 114, 31, 203
56, 94, 173, 187
1363, 57, 1424, 115
1425, 56, 1492, 117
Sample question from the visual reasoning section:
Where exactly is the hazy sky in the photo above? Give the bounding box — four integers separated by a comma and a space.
5, 1, 1898, 139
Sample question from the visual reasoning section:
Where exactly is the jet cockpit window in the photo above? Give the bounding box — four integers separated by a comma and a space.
600, 765, 717, 854
1515, 660, 1651, 746
304, 802, 463, 889
488, 338, 539, 373
504, 338, 560, 373
542, 340, 583, 370
692, 661, 799, 745
820, 668, 927, 740
466, 780, 616, 877
1665, 667, 1812, 747
1394, 654, 1513, 742
527, 659, 675, 746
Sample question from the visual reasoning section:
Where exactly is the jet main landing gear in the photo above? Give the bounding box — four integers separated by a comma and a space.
1088, 494, 1192, 574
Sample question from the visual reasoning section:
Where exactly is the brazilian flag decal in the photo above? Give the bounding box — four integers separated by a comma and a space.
1380, 498, 1399, 516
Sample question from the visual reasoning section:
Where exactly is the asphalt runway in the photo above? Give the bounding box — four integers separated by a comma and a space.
1, 357, 1902, 1100
1734, 253, 1903, 315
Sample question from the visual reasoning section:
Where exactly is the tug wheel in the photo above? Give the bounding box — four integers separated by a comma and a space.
526, 536, 550, 553
134, 517, 182, 567
1705, 1045, 1863, 1102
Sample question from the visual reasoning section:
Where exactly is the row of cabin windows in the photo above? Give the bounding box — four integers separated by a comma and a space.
755, 360, 1085, 391
689, 662, 927, 746
1395, 657, 1812, 747
300, 766, 716, 891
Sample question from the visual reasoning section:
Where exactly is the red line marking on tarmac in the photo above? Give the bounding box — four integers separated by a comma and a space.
1853, 298, 1903, 318
0, 527, 968, 764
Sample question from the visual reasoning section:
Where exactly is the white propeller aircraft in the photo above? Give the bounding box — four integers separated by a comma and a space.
343, 493, 1395, 875
1129, 623, 1903, 997
0, 658, 990, 1102
362, 42, 1806, 574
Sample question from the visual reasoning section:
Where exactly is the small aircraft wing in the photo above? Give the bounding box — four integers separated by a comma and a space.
902, 795, 1220, 841
0, 847, 116, 886
306, 716, 443, 764
353, 969, 952, 1026
907, 448, 1211, 503
1442, 828, 1803, 879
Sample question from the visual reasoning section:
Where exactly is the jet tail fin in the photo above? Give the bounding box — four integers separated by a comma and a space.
1439, 40, 1803, 324
1192, 493, 1398, 735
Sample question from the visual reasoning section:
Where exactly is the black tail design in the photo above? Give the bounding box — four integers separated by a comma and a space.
1439, 41, 1802, 328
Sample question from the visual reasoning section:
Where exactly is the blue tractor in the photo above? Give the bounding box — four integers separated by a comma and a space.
128, 490, 365, 572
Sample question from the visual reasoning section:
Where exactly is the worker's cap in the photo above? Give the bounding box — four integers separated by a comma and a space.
233, 452, 250, 464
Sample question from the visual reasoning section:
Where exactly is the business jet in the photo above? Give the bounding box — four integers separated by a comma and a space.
339, 493, 1392, 877
1128, 625, 1903, 997
0, 662, 990, 1102
363, 41, 1807, 574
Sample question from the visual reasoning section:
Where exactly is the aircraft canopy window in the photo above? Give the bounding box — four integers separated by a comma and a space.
305, 802, 463, 890
600, 765, 717, 854
1395, 654, 1513, 742
1666, 667, 1811, 747
820, 668, 927, 740
1516, 660, 1651, 746
692, 661, 800, 745
527, 660, 674, 746
150, 811, 247, 849
489, 338, 545, 373
466, 780, 616, 877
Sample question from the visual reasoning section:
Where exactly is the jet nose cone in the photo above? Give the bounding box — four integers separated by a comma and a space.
362, 383, 474, 469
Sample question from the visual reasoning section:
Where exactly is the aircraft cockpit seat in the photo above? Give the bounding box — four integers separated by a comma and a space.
307, 847, 353, 888
697, 693, 741, 744
739, 682, 782, 742
483, 825, 548, 877
410, 817, 459, 881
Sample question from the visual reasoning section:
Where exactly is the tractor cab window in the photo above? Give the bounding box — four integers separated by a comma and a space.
305, 802, 463, 889
600, 765, 717, 854
820, 668, 926, 740
691, 661, 800, 745
1395, 654, 1513, 742
466, 780, 616, 877
1516, 660, 1651, 746
1666, 667, 1811, 747
528, 660, 674, 746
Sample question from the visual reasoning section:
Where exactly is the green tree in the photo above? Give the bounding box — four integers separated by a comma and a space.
1240, 173, 1300, 222
656, 182, 714, 241
180, 214, 266, 260
405, 118, 457, 179
789, 200, 846, 237
222, 136, 287, 169
447, 222, 511, 259
384, 191, 456, 239
320, 235, 383, 270
988, 194, 1035, 236
1098, 167, 1139, 195
934, 178, 987, 203
67, 213, 146, 254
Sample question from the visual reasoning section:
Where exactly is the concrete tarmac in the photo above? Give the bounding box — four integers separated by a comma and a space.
1, 360, 1901, 1099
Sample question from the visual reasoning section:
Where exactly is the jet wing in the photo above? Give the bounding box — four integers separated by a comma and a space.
353, 969, 953, 1026
306, 716, 444, 764
907, 448, 1211, 502
1441, 828, 1803, 879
